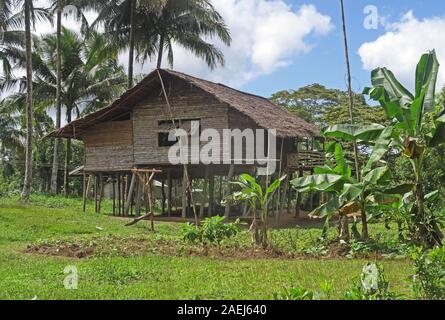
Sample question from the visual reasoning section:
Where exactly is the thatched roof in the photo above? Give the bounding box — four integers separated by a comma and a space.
48, 69, 320, 139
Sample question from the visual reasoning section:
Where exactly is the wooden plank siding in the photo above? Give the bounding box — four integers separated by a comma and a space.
133, 85, 229, 166
83, 120, 134, 171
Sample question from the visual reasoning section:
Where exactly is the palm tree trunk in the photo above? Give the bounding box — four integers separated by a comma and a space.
340, 0, 368, 239
21, 0, 33, 201
156, 34, 165, 69
127, 0, 135, 89
50, 7, 62, 194
64, 106, 72, 197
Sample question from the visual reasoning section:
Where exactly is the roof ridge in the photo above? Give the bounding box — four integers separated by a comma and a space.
163, 69, 273, 103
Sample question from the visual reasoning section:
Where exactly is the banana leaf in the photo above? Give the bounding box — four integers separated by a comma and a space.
324, 123, 385, 142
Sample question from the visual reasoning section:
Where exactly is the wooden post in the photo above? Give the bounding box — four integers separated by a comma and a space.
117, 174, 121, 216
134, 179, 142, 217
279, 170, 289, 216
161, 179, 166, 215
94, 174, 98, 213
200, 168, 209, 218
147, 174, 155, 231
112, 175, 116, 215
208, 173, 215, 217
287, 173, 293, 214
98, 173, 104, 214
295, 170, 303, 218
182, 169, 187, 218
83, 174, 91, 213
224, 164, 235, 218
124, 172, 136, 216
167, 169, 172, 216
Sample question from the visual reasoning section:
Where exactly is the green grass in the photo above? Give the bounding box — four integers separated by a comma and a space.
0, 195, 415, 300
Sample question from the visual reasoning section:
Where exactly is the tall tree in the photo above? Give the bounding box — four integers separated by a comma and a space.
95, 0, 231, 78
50, 4, 63, 194
21, 0, 33, 201
48, 0, 90, 194
339, 0, 368, 238
2, 28, 127, 196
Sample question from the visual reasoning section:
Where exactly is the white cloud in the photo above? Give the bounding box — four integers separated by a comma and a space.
359, 11, 445, 90
22, 1, 333, 88
169, 1, 334, 87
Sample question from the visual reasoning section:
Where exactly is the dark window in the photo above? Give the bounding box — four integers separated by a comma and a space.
158, 132, 178, 147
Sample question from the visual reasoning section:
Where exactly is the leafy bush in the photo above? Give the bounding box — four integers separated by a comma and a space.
411, 246, 445, 300
181, 216, 240, 245
274, 281, 333, 300
181, 223, 202, 244
344, 263, 400, 300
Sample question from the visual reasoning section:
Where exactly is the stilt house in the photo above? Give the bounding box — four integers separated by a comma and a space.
48, 69, 323, 218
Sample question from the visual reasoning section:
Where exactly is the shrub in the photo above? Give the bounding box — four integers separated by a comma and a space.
344, 263, 400, 300
273, 281, 332, 300
411, 246, 445, 300
181, 216, 240, 245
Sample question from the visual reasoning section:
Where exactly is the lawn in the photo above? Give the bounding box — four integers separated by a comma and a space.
0, 195, 414, 300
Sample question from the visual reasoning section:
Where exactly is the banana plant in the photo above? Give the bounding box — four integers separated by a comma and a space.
362, 50, 444, 247
291, 143, 411, 241
231, 174, 286, 247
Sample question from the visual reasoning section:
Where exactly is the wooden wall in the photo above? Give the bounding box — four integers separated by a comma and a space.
80, 76, 296, 172
133, 80, 229, 166
83, 120, 134, 171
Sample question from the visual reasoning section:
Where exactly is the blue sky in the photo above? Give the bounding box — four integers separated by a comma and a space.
31, 0, 445, 100
237, 0, 445, 97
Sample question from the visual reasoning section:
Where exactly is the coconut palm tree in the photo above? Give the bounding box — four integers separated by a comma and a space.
1, 0, 51, 200
47, 0, 93, 194
2, 28, 127, 196
21, 0, 33, 201
93, 0, 231, 82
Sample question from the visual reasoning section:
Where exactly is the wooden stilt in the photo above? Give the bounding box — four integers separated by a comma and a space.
295, 170, 303, 218
224, 164, 235, 218
161, 179, 166, 215
117, 174, 121, 216
167, 170, 172, 216
98, 173, 104, 214
200, 168, 209, 218
124, 173, 136, 216
279, 170, 289, 217
134, 179, 142, 217
83, 174, 91, 213
287, 173, 293, 214
208, 173, 215, 216
112, 175, 116, 215
94, 174, 98, 213
182, 169, 187, 218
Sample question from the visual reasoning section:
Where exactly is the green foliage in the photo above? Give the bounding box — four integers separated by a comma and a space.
273, 287, 315, 300
181, 216, 240, 245
269, 83, 386, 129
411, 246, 445, 300
344, 263, 400, 300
